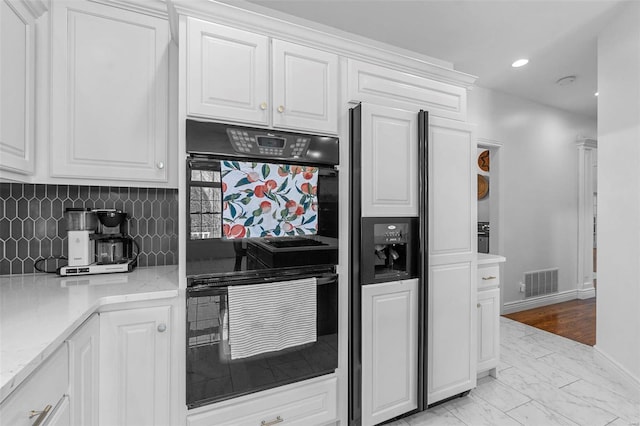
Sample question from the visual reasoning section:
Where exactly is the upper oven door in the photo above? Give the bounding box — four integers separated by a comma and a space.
186, 158, 338, 279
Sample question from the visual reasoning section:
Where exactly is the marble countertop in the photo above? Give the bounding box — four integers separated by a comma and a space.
0, 266, 179, 402
477, 253, 507, 265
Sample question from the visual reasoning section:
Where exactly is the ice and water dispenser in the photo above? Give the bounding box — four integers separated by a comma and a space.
360, 217, 419, 285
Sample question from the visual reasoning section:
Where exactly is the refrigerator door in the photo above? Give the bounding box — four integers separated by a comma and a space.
361, 279, 419, 426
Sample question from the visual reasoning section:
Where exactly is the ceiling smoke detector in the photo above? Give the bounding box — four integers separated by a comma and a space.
556, 75, 577, 86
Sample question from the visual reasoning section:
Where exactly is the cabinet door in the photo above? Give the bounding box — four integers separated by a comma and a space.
361, 279, 418, 426
272, 40, 338, 134
68, 314, 99, 426
0, 0, 36, 176
99, 306, 171, 426
361, 104, 418, 217
477, 288, 500, 374
428, 262, 476, 405
429, 117, 476, 256
187, 18, 269, 125
50, 0, 169, 183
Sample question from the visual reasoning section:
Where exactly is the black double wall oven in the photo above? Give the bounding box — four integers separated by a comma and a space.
185, 119, 339, 409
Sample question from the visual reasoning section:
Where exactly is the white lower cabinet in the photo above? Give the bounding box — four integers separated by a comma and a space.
477, 288, 500, 376
67, 314, 99, 426
99, 306, 172, 426
187, 376, 337, 426
427, 262, 476, 405
477, 261, 503, 377
361, 279, 418, 426
0, 344, 69, 426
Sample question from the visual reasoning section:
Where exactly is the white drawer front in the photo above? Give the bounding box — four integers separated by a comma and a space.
0, 344, 69, 426
478, 265, 500, 290
187, 377, 337, 426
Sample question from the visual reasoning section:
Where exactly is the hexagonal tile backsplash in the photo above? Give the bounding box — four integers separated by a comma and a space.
0, 183, 178, 275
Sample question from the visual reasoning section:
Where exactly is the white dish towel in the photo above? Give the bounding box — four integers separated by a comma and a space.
227, 277, 317, 360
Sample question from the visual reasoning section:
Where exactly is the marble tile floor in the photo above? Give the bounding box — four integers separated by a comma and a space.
387, 317, 640, 426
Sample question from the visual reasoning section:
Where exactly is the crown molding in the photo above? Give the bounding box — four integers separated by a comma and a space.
168, 0, 477, 90
12, 0, 48, 18
90, 0, 169, 18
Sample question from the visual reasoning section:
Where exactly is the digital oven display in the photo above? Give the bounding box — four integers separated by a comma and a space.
256, 136, 286, 148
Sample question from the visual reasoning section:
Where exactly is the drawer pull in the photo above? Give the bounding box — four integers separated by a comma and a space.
30, 404, 52, 426
482, 276, 496, 280
261, 415, 284, 426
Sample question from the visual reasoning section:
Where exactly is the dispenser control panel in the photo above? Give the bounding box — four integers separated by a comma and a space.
373, 223, 409, 244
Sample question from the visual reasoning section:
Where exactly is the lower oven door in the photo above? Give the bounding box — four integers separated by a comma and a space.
186, 273, 338, 409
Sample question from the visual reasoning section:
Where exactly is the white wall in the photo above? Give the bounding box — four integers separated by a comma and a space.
596, 0, 640, 384
468, 87, 596, 309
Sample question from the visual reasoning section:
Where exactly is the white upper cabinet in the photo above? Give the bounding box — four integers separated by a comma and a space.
50, 0, 171, 184
272, 40, 338, 133
360, 104, 418, 217
0, 0, 42, 176
186, 18, 339, 134
187, 18, 269, 125
429, 117, 476, 256
348, 59, 468, 121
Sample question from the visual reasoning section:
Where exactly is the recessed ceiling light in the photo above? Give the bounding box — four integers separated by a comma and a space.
512, 59, 529, 68
594, 92, 599, 96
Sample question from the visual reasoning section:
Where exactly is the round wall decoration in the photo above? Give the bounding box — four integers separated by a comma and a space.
478, 175, 489, 199
478, 150, 490, 172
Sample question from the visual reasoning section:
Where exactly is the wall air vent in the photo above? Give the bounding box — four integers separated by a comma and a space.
524, 268, 559, 298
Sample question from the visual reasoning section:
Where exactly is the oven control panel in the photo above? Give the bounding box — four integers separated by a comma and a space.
227, 129, 311, 158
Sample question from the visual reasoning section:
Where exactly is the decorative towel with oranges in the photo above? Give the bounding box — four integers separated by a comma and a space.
220, 160, 319, 239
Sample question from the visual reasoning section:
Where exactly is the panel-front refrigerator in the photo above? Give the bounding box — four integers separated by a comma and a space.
349, 103, 429, 426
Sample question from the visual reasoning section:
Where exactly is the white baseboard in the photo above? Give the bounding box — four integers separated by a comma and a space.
593, 346, 640, 395
577, 285, 596, 299
502, 290, 580, 314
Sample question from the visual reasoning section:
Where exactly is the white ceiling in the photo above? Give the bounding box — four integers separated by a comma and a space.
240, 0, 626, 118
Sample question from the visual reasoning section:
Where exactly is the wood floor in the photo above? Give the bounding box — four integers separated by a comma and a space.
502, 298, 596, 346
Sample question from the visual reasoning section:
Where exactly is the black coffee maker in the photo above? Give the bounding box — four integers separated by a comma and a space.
94, 209, 136, 265
360, 217, 419, 284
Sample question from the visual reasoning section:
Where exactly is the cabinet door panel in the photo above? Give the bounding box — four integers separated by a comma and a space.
429, 117, 475, 256
362, 279, 418, 426
187, 18, 268, 125
68, 314, 99, 426
50, 1, 169, 182
0, 0, 35, 175
361, 104, 418, 217
272, 40, 338, 134
99, 306, 171, 426
428, 262, 475, 404
477, 288, 500, 372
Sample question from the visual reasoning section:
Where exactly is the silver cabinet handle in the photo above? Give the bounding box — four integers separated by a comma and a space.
477, 303, 481, 308
157, 323, 167, 333
30, 404, 52, 426
482, 276, 496, 280
261, 415, 283, 426
260, 102, 268, 110
277, 105, 285, 113
157, 161, 165, 169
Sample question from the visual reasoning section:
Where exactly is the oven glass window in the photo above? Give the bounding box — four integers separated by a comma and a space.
189, 164, 222, 239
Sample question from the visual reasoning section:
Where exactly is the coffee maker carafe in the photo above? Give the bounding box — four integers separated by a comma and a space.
94, 210, 135, 264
